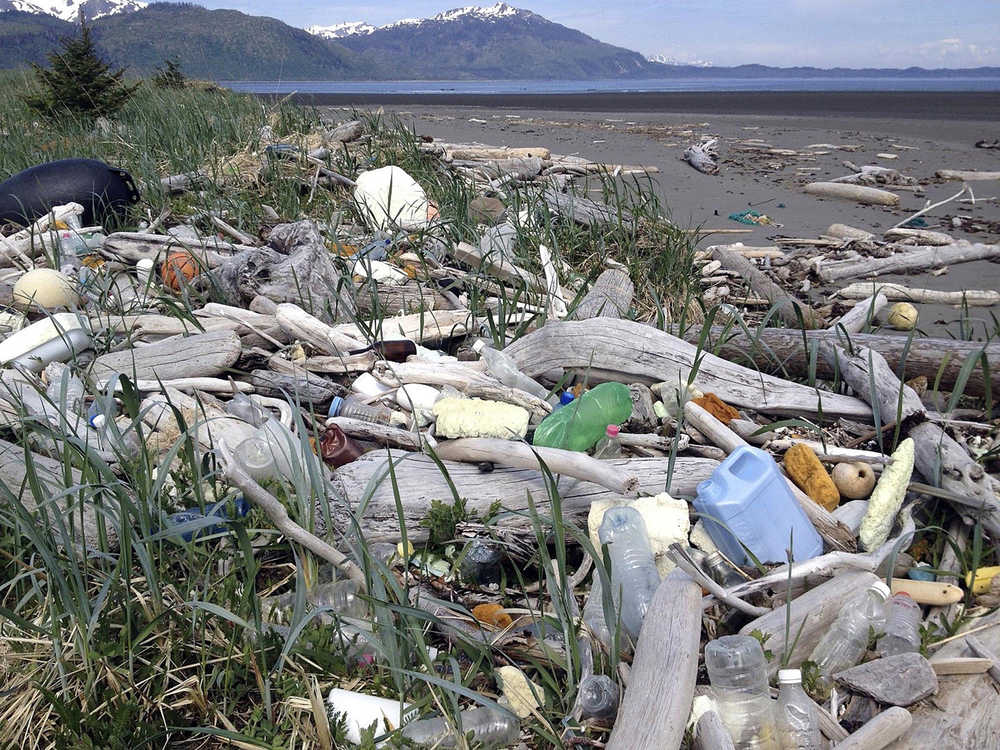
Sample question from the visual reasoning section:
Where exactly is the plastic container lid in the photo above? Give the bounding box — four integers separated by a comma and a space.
777, 668, 802, 684
559, 391, 575, 406
870, 581, 891, 600
328, 396, 344, 418
606, 424, 620, 437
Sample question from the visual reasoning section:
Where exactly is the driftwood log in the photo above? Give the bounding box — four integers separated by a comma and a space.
503, 319, 872, 419
327, 417, 424, 451
935, 169, 1000, 181
819, 241, 1000, 282
669, 325, 999, 397
883, 228, 955, 245
329, 451, 718, 542
805, 182, 900, 206
569, 268, 634, 320
334, 309, 474, 345
606, 570, 701, 750
692, 710, 735, 750
449, 242, 547, 292
92, 330, 242, 381
833, 293, 888, 333
710, 244, 822, 328
837, 281, 1000, 307
838, 707, 912, 750
541, 187, 634, 228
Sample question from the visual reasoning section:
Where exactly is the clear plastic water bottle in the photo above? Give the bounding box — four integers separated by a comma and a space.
598, 506, 660, 642
582, 574, 612, 652
775, 668, 821, 750
234, 436, 277, 482
472, 339, 549, 401
593, 425, 622, 459
401, 706, 520, 748
877, 592, 922, 657
328, 395, 393, 425
308, 579, 367, 619
809, 581, 890, 694
533, 382, 632, 452
92, 413, 140, 459
577, 674, 619, 721
705, 635, 779, 750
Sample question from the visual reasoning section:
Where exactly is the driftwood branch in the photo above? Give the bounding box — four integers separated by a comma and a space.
606, 570, 701, 750
834, 707, 912, 750
819, 241, 1000, 282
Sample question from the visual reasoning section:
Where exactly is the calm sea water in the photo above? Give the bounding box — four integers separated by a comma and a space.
222, 77, 1000, 95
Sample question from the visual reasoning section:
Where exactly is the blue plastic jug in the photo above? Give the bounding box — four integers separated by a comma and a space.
693, 445, 823, 565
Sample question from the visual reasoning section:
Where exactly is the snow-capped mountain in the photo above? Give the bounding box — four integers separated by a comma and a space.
0, 0, 145, 21
306, 3, 533, 40
647, 53, 713, 67
306, 20, 375, 40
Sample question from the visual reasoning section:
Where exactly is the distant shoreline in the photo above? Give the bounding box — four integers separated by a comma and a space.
261, 91, 1000, 121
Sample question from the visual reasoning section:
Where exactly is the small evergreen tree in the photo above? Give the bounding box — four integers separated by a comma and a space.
24, 14, 139, 119
153, 58, 187, 89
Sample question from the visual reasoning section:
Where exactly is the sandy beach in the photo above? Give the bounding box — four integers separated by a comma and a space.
319, 94, 1000, 338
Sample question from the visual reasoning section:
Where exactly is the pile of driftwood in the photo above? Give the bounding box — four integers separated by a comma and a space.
3, 116, 999, 749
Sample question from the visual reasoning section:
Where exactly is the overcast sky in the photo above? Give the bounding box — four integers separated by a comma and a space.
170, 0, 1000, 68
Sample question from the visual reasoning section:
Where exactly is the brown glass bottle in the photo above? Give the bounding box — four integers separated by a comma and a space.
320, 425, 364, 467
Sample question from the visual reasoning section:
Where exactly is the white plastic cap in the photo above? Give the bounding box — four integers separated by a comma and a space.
136, 258, 154, 271
471, 339, 486, 353
92, 414, 107, 430
777, 668, 802, 684
870, 581, 891, 600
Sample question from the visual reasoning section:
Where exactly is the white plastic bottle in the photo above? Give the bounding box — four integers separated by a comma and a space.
592, 425, 622, 458
809, 580, 890, 694
877, 592, 922, 657
597, 506, 660, 642
705, 635, 778, 750
775, 668, 821, 750
472, 339, 549, 401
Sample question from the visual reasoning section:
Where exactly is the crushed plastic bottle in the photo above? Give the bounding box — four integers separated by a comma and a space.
162, 496, 251, 543
775, 668, 821, 750
533, 382, 632, 452
705, 635, 779, 750
320, 424, 364, 467
225, 387, 266, 426
809, 580, 890, 695
400, 707, 519, 749
877, 592, 922, 657
472, 339, 549, 401
597, 506, 660, 642
693, 445, 823, 565
308, 578, 367, 619
592, 424, 622, 459
329, 395, 394, 425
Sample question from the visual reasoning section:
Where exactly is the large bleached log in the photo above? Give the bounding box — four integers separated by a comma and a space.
935, 169, 1000, 181
606, 571, 701, 750
92, 330, 242, 381
805, 182, 900, 206
682, 139, 719, 175
711, 244, 822, 328
569, 268, 634, 320
837, 281, 1000, 307
739, 571, 879, 677
503, 319, 872, 420
329, 451, 718, 542
819, 241, 1000, 282
669, 325, 999, 397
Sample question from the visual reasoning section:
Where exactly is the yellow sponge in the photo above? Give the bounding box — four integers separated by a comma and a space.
432, 397, 529, 439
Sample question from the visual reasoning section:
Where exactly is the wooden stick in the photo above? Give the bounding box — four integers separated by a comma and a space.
449, 241, 547, 292
433, 438, 639, 497
711, 244, 822, 329
928, 657, 993, 675
606, 571, 701, 750
831, 707, 912, 750
275, 302, 365, 355
217, 439, 366, 588
831, 293, 888, 333
693, 710, 735, 750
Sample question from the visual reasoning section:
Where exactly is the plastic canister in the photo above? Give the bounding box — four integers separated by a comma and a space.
327, 688, 417, 746
693, 445, 822, 565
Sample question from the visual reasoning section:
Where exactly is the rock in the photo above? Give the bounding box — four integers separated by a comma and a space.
328, 120, 363, 143
468, 196, 507, 224
834, 653, 938, 706
783, 442, 840, 511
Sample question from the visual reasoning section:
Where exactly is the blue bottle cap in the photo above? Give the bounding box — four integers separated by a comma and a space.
559, 391, 575, 406
328, 396, 344, 418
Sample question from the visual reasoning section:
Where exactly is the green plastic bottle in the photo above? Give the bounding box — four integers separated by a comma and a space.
532, 382, 632, 452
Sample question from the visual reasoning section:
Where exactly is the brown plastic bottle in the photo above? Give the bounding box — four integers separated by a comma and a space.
320, 425, 364, 467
